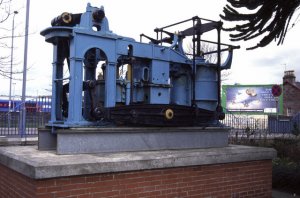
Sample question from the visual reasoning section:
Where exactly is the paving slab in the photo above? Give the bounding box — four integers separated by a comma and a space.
0, 136, 37, 146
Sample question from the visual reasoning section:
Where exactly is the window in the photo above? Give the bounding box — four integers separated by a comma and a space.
287, 107, 292, 116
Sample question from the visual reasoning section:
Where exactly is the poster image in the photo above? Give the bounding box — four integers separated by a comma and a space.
223, 85, 282, 113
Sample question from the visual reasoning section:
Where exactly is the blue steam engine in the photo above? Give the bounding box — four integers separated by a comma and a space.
41, 3, 238, 128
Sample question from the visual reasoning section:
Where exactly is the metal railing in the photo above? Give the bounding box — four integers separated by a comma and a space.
0, 96, 51, 137
221, 112, 300, 144
0, 111, 50, 137
1, 100, 300, 139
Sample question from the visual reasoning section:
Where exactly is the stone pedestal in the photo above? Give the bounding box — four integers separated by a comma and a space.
39, 127, 229, 154
0, 127, 277, 197
0, 145, 276, 197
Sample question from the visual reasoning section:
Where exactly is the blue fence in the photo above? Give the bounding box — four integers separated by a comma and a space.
268, 113, 300, 134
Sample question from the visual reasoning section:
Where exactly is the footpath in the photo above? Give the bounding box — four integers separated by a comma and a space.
273, 190, 300, 198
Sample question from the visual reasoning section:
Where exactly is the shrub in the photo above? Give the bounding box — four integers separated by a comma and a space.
271, 138, 300, 162
292, 122, 300, 137
272, 158, 300, 194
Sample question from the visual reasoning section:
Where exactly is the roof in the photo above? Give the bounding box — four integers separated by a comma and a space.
283, 80, 300, 91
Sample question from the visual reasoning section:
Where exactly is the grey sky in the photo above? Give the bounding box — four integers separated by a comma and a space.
1, 0, 300, 97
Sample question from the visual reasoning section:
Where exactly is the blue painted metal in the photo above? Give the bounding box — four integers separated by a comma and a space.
268, 113, 300, 134
40, 3, 239, 128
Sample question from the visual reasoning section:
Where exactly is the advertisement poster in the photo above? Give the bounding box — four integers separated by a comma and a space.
223, 85, 283, 113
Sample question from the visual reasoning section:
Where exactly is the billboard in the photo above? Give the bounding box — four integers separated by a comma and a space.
222, 84, 283, 114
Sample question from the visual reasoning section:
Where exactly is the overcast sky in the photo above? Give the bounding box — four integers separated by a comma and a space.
1, 0, 300, 97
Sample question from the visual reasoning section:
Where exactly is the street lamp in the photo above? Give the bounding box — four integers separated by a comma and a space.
9, 10, 18, 113
8, 10, 18, 131
19, 0, 30, 137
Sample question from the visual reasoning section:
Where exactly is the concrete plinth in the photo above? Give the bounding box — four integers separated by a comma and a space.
0, 145, 275, 179
0, 145, 276, 197
39, 127, 229, 154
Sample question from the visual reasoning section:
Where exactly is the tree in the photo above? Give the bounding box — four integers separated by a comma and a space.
186, 42, 231, 81
0, 0, 20, 78
0, 0, 11, 23
220, 0, 300, 50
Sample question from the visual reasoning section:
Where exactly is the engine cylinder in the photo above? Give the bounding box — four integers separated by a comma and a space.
195, 65, 218, 111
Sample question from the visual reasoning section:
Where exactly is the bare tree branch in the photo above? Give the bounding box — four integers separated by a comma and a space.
0, 0, 25, 78
186, 42, 230, 81
220, 0, 300, 50
0, 0, 12, 23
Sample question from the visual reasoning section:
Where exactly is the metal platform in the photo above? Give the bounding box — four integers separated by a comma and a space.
38, 127, 229, 154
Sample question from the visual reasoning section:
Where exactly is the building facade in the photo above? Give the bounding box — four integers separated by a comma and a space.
283, 70, 300, 116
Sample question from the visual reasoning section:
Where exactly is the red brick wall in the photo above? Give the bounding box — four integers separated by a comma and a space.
0, 160, 272, 198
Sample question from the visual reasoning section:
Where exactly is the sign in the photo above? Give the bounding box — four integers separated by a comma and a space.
222, 85, 283, 114
271, 84, 282, 97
